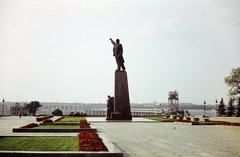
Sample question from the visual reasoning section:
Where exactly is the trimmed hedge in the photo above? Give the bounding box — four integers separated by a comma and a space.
36, 115, 53, 122
193, 117, 199, 121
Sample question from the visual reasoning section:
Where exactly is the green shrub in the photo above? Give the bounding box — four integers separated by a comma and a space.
47, 115, 54, 118
204, 118, 209, 122
178, 116, 183, 120
193, 117, 199, 121
36, 115, 53, 122
36, 117, 43, 122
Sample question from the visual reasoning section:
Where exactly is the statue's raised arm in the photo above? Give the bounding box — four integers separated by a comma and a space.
109, 38, 116, 45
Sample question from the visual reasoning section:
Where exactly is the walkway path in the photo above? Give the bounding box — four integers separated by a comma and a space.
89, 117, 240, 157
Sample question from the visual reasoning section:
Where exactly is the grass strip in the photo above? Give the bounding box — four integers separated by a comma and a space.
58, 117, 86, 122
0, 136, 78, 151
34, 125, 79, 129
147, 117, 175, 122
44, 122, 79, 125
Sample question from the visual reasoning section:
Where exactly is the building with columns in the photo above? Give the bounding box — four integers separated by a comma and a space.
10, 103, 29, 116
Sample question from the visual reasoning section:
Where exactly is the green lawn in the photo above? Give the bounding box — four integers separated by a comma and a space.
0, 136, 79, 151
147, 117, 175, 122
51, 122, 79, 125
34, 125, 79, 129
57, 117, 86, 122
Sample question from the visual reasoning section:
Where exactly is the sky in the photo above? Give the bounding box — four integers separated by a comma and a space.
0, 0, 240, 104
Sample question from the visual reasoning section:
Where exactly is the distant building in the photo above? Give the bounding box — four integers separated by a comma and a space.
10, 103, 29, 116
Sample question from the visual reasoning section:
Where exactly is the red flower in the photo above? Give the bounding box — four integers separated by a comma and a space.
78, 131, 108, 151
80, 120, 88, 124
192, 121, 199, 125
20, 123, 38, 128
80, 124, 91, 128
43, 119, 53, 123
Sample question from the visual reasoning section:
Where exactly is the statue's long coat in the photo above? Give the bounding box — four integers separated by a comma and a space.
113, 43, 125, 64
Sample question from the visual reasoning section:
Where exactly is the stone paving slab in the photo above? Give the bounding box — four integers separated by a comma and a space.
91, 121, 240, 157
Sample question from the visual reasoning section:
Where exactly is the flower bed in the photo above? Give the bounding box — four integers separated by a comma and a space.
176, 119, 192, 123
78, 131, 108, 151
80, 124, 91, 128
192, 121, 199, 125
161, 119, 175, 122
80, 120, 88, 123
229, 123, 240, 126
209, 120, 226, 125
80, 120, 91, 128
20, 123, 38, 128
54, 116, 65, 122
42, 119, 53, 123
221, 121, 240, 126
175, 119, 200, 125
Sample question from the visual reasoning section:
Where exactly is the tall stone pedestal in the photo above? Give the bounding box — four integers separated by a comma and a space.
106, 71, 132, 121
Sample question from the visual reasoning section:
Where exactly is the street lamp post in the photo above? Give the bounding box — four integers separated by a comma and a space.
203, 100, 206, 117
2, 99, 5, 116
215, 99, 218, 117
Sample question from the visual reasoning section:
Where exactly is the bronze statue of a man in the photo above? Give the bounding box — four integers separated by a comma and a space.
110, 38, 126, 71
106, 95, 114, 118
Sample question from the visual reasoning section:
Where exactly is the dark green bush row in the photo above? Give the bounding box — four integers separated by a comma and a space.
36, 115, 53, 122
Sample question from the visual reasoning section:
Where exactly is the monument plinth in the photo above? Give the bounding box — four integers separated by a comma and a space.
106, 71, 132, 121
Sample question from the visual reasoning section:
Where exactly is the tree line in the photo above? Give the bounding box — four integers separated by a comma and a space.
217, 97, 240, 117
218, 67, 240, 117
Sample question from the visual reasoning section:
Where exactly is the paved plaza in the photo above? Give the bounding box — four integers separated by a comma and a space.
0, 116, 240, 157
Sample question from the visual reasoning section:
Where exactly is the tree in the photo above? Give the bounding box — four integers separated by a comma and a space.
226, 97, 235, 117
235, 97, 240, 117
25, 101, 42, 116
52, 108, 63, 116
217, 98, 226, 116
224, 67, 240, 98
